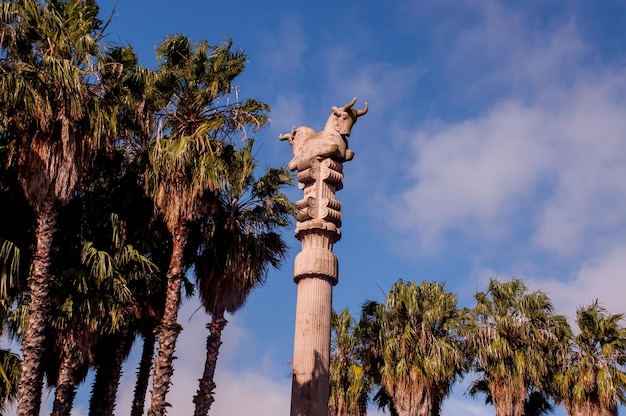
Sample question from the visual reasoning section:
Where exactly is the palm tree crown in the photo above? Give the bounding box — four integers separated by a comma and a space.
360, 280, 467, 416
329, 308, 370, 416
1, 0, 106, 208
555, 301, 626, 416
194, 139, 292, 316
467, 278, 571, 416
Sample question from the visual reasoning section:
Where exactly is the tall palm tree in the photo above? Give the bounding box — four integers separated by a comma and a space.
554, 301, 626, 416
0, 1, 115, 413
88, 323, 135, 416
467, 278, 570, 416
128, 246, 170, 416
145, 35, 269, 416
47, 204, 158, 416
84, 42, 160, 416
191, 140, 292, 416
329, 308, 370, 416
38, 39, 155, 416
360, 280, 468, 416
94, 44, 168, 416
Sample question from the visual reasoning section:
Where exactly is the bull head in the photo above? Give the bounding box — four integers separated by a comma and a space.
331, 97, 368, 136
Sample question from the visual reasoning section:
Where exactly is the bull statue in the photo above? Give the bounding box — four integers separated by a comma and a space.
280, 97, 368, 171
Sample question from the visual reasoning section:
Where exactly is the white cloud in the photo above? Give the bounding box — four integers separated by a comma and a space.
391, 9, 626, 258
109, 298, 291, 416
528, 244, 626, 322
210, 371, 290, 415
444, 1, 587, 97
397, 100, 549, 243
1, 298, 290, 416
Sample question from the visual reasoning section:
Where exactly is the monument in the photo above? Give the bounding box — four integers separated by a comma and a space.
280, 98, 368, 416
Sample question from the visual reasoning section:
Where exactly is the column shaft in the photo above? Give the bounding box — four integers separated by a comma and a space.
290, 277, 333, 416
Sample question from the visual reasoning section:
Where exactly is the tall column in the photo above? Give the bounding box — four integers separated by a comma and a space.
280, 98, 367, 416
290, 158, 343, 416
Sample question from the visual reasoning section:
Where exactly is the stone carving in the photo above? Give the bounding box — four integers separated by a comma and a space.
279, 97, 368, 171
281, 98, 367, 416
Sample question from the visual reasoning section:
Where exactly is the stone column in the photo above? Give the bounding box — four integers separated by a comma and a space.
280, 98, 367, 416
290, 158, 343, 416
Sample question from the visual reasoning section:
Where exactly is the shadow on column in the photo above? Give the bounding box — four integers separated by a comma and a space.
290, 351, 330, 416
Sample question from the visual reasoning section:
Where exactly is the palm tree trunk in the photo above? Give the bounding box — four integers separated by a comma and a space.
51, 334, 84, 416
89, 326, 131, 416
568, 402, 616, 416
131, 331, 156, 416
193, 313, 228, 416
387, 381, 430, 416
16, 189, 56, 416
430, 383, 451, 416
492, 386, 525, 416
431, 394, 442, 416
148, 222, 187, 416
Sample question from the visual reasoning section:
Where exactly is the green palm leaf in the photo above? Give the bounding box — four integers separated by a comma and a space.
554, 300, 626, 415
360, 280, 468, 416
467, 278, 570, 416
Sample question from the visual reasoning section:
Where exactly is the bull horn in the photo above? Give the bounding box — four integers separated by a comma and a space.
332, 106, 341, 116
342, 97, 357, 111
279, 126, 296, 141
355, 102, 368, 117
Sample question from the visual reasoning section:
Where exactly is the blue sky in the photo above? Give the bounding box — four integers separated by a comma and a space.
10, 0, 626, 415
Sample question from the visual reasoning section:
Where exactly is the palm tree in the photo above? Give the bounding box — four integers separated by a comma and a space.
88, 324, 135, 416
130, 326, 157, 416
32, 37, 155, 416
47, 204, 158, 416
145, 35, 269, 416
328, 308, 370, 416
467, 278, 570, 416
84, 42, 161, 416
128, 245, 170, 416
93, 45, 168, 416
360, 280, 468, 416
191, 140, 292, 416
554, 301, 626, 416
0, 1, 115, 413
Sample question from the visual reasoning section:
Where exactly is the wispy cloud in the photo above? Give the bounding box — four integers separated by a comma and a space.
527, 244, 626, 322
115, 299, 290, 415
388, 3, 626, 262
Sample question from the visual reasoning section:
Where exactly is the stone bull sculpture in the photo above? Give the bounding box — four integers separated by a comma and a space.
279, 97, 368, 170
